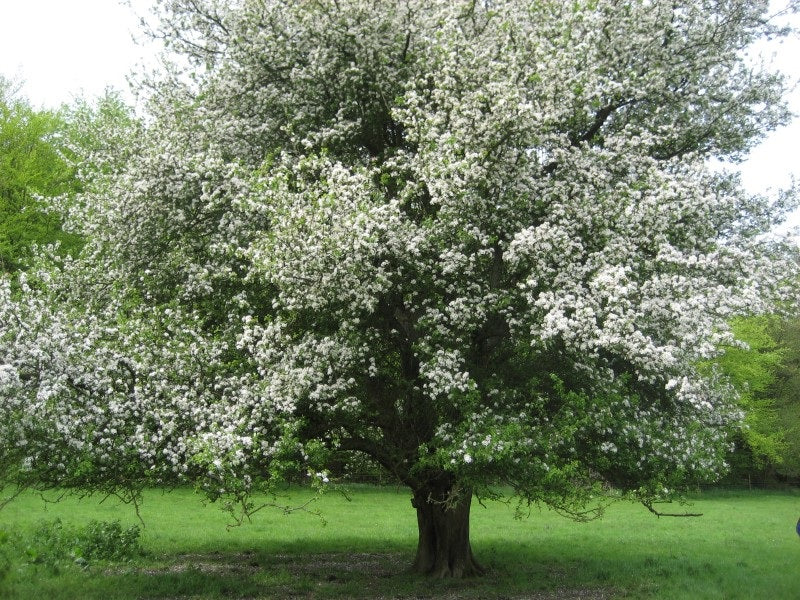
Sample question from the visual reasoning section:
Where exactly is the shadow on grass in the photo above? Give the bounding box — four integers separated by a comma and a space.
2, 538, 622, 600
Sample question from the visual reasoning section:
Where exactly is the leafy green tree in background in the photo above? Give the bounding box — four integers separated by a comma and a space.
0, 77, 83, 272
715, 316, 787, 478
716, 314, 800, 483
766, 316, 800, 479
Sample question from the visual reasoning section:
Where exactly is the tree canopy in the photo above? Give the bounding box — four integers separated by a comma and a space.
1, 0, 799, 577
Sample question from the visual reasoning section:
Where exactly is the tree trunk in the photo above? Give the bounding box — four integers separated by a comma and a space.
410, 485, 485, 578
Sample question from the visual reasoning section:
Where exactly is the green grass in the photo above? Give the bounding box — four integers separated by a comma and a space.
1, 485, 799, 598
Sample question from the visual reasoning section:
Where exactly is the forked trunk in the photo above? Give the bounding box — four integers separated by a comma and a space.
411, 486, 485, 578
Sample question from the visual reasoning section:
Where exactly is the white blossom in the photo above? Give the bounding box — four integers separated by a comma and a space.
1, 0, 797, 515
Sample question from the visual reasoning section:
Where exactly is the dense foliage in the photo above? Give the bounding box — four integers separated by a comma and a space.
0, 78, 82, 272
716, 316, 787, 477
1, 0, 799, 576
771, 317, 800, 478
723, 315, 800, 481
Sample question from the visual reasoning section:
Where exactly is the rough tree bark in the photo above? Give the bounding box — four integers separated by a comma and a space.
410, 485, 485, 578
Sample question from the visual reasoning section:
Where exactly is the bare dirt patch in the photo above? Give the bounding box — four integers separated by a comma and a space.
274, 551, 408, 576
111, 551, 616, 599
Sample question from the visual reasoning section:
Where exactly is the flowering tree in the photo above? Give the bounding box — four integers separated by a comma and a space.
2, 0, 799, 577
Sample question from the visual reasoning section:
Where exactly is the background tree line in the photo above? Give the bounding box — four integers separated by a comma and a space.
718, 315, 800, 484
0, 77, 81, 272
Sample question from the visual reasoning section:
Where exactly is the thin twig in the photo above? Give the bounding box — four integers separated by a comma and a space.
0, 484, 27, 510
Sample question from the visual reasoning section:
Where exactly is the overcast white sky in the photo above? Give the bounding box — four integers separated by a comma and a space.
0, 0, 798, 221
0, 1, 158, 106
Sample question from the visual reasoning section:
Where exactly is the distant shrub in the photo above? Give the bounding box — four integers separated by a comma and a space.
25, 518, 142, 569
79, 519, 142, 561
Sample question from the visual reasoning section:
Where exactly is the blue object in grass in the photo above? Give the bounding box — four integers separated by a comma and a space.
797, 518, 800, 537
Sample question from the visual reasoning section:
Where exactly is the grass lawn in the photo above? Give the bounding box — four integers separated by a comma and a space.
1, 484, 799, 599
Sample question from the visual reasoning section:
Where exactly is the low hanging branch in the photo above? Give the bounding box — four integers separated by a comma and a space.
0, 484, 27, 511
642, 500, 703, 518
